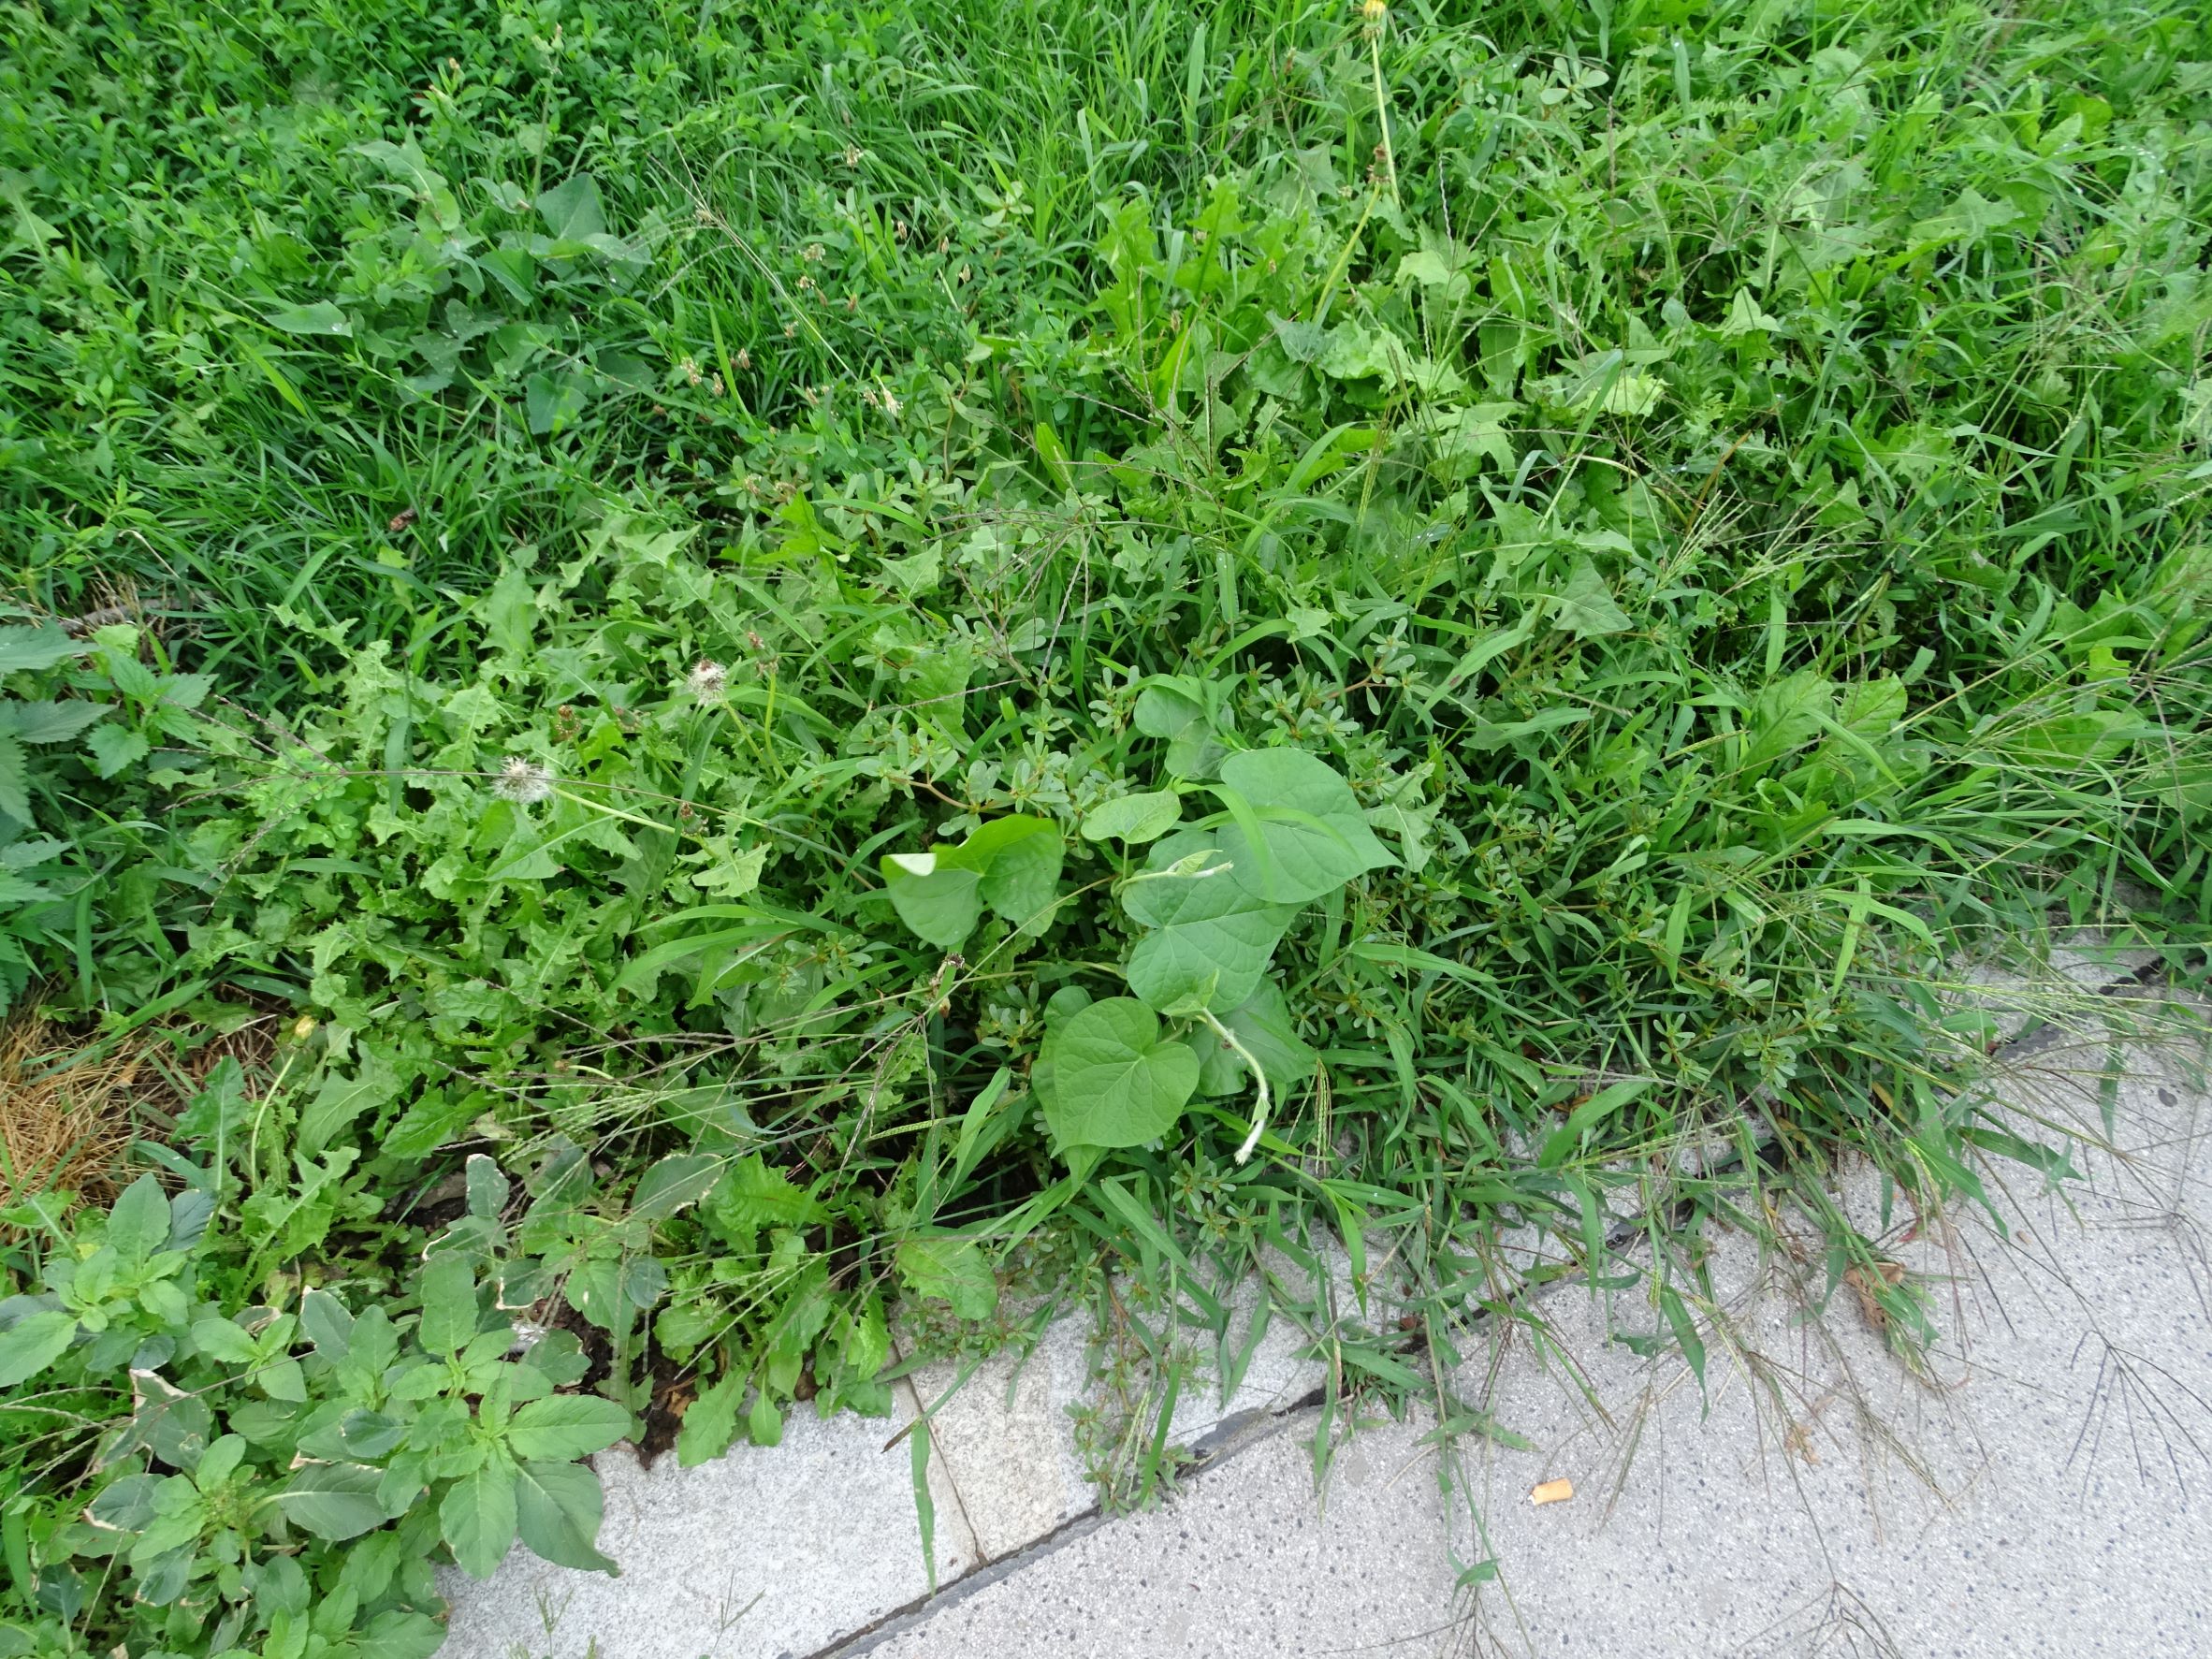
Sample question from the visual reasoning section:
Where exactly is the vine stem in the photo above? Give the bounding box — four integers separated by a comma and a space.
1198, 1009, 1273, 1164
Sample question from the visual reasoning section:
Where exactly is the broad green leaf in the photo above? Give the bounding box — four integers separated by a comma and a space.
1133, 682, 1228, 778
267, 301, 352, 337
1196, 983, 1320, 1098
1211, 749, 1393, 904
505, 1394, 632, 1461
441, 1464, 518, 1579
1081, 791, 1181, 845
968, 816, 1063, 928
525, 370, 591, 435
629, 1152, 720, 1221
535, 174, 607, 241
0, 626, 85, 673
880, 851, 984, 949
189, 1316, 261, 1367
299, 1288, 354, 1361
1547, 556, 1633, 639
894, 1236, 998, 1320
1039, 997, 1201, 1150
465, 1153, 509, 1220
416, 1255, 477, 1357
882, 816, 1063, 945
515, 1460, 616, 1574
354, 1610, 447, 1659
0, 1309, 76, 1387
106, 1172, 170, 1265
749, 1390, 783, 1446
272, 1463, 386, 1541
1121, 839, 1297, 1014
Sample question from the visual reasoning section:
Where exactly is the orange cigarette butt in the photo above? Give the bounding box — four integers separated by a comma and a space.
1529, 1477, 1575, 1506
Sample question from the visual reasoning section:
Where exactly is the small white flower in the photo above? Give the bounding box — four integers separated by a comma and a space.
687, 659, 728, 700
494, 757, 554, 804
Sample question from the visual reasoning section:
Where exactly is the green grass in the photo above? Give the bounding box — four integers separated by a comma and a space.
1, 0, 2209, 1648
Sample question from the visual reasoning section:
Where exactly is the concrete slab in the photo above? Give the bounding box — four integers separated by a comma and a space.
436, 1376, 979, 1659
850, 999, 2212, 1658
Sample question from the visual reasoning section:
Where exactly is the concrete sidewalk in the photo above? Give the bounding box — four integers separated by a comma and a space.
447, 979, 2212, 1659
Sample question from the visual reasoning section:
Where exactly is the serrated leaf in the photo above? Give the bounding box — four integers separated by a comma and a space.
515, 1460, 617, 1574
505, 1394, 631, 1461
0, 835, 65, 869
0, 730, 26, 823
0, 700, 107, 744
441, 1464, 518, 1579
894, 1236, 999, 1320
1082, 790, 1181, 844
84, 724, 149, 779
676, 1370, 745, 1467
1211, 749, 1394, 904
1038, 997, 1201, 1150
704, 1154, 820, 1242
0, 625, 85, 672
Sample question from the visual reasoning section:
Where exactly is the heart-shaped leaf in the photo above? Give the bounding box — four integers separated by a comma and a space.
1040, 997, 1200, 1150
1120, 836, 1298, 1014
1082, 790, 1182, 845
967, 815, 1064, 930
1196, 983, 1319, 1097
880, 816, 1064, 948
880, 850, 984, 948
1211, 749, 1394, 904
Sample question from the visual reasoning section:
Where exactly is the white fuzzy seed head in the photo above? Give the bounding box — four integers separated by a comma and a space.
494, 756, 554, 805
687, 659, 728, 700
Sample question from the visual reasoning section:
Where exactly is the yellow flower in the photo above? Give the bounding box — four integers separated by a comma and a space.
1361, 0, 1387, 18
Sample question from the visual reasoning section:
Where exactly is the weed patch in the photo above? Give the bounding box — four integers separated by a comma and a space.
1, 0, 2208, 1650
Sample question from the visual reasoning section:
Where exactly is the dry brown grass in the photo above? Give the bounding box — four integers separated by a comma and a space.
0, 1003, 285, 1215
0, 1011, 143, 1210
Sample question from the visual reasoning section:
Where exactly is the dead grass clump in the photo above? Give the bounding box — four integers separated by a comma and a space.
0, 1012, 145, 1211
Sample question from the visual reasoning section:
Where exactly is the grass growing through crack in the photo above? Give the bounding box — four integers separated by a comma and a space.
1, 0, 2210, 1647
